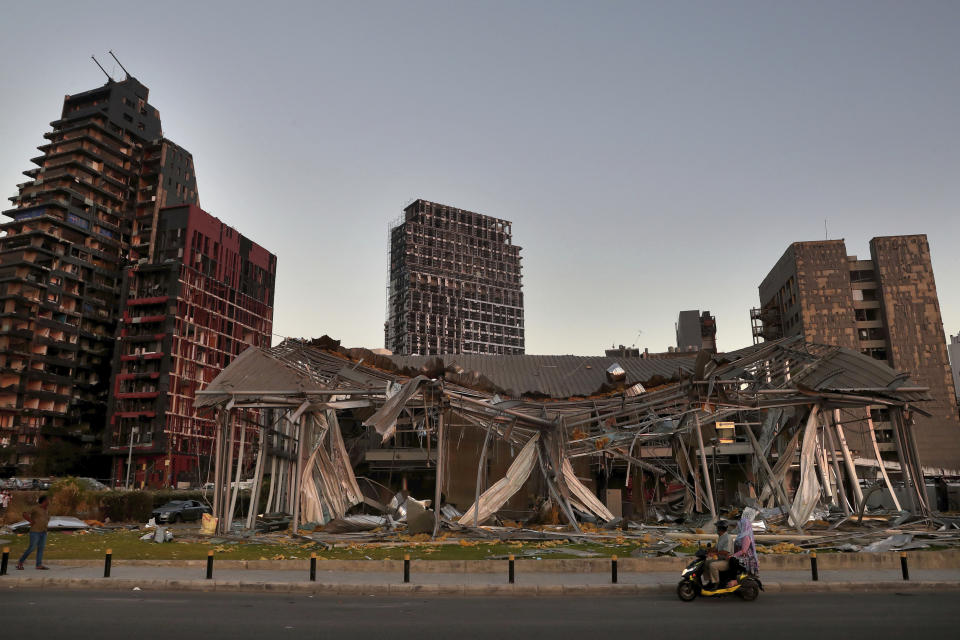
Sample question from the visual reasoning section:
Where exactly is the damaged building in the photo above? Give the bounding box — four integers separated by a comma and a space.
104, 204, 276, 488
752, 237, 960, 470
0, 71, 199, 472
197, 335, 944, 537
385, 199, 524, 356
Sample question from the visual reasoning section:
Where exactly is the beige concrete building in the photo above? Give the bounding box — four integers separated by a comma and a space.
754, 236, 960, 470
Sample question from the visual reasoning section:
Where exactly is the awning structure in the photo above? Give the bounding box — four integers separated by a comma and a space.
197, 335, 934, 536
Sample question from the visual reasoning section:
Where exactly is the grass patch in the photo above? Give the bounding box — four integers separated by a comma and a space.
0, 529, 704, 562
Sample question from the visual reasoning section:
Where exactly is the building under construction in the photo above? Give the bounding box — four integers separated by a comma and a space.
385, 199, 524, 356
0, 66, 199, 473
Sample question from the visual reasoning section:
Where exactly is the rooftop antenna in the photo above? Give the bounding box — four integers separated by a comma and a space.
91, 55, 114, 81
825, 219, 828, 240
108, 50, 131, 79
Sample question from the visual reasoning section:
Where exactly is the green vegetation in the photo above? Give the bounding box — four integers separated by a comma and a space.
1, 484, 218, 525
0, 528, 700, 562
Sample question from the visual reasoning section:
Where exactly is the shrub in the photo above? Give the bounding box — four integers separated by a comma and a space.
99, 491, 155, 522
49, 477, 97, 517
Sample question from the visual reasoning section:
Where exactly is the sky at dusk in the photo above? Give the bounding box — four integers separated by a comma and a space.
1, 1, 957, 355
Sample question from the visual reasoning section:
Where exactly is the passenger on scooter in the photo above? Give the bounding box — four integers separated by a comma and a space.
704, 520, 734, 589
733, 507, 760, 576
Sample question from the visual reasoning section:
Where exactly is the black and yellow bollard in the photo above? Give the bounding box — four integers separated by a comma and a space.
1, 547, 9, 576
104, 549, 112, 578
206, 550, 214, 580
508, 554, 515, 584
810, 551, 819, 581
900, 551, 910, 581
310, 553, 317, 582
611, 555, 618, 584
403, 554, 410, 583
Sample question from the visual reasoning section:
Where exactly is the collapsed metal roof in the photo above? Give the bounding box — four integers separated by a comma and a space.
200, 334, 935, 536
200, 335, 929, 407
387, 353, 695, 398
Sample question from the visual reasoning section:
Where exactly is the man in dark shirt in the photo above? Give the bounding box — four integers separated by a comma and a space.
17, 494, 51, 570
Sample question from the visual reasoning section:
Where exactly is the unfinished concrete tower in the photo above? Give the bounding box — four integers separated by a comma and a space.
386, 199, 524, 355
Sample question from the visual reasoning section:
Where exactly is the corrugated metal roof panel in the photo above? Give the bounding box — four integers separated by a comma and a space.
387, 353, 695, 398
196, 347, 329, 406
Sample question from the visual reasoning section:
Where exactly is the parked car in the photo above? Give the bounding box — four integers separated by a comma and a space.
151, 500, 211, 523
201, 481, 252, 491
75, 477, 109, 491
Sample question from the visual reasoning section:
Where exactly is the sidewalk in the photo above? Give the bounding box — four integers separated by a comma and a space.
3, 562, 960, 595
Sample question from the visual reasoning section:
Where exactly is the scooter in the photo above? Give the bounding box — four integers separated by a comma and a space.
676, 548, 762, 602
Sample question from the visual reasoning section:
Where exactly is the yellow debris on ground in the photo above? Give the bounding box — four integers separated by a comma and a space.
756, 542, 804, 554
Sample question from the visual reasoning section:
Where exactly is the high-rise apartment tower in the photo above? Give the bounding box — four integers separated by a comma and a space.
386, 199, 524, 355
0, 74, 198, 473
753, 236, 960, 469
105, 204, 275, 488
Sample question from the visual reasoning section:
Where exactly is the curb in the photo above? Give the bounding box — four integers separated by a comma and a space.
37, 550, 960, 573
2, 577, 959, 596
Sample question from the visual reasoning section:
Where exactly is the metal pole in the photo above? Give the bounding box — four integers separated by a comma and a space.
474, 424, 492, 527
309, 553, 316, 582
810, 551, 818, 581
246, 410, 268, 530
889, 410, 918, 513
508, 554, 515, 584
227, 416, 247, 532
206, 550, 214, 579
104, 549, 112, 578
823, 416, 851, 515
833, 410, 864, 507
290, 413, 306, 535
744, 425, 797, 530
125, 429, 134, 490
611, 555, 618, 584
404, 554, 410, 583
432, 409, 445, 539
866, 411, 901, 511
694, 414, 717, 522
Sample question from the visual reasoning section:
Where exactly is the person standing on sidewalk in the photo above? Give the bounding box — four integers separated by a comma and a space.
17, 494, 51, 570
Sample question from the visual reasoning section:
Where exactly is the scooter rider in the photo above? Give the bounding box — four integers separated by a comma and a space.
705, 520, 734, 589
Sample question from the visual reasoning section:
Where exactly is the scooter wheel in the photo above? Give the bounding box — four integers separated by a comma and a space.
737, 579, 759, 602
676, 580, 697, 602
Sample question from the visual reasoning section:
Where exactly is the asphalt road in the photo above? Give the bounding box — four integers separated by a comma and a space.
1, 590, 957, 639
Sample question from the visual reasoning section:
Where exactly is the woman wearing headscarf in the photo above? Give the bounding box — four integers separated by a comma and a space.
733, 507, 760, 576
